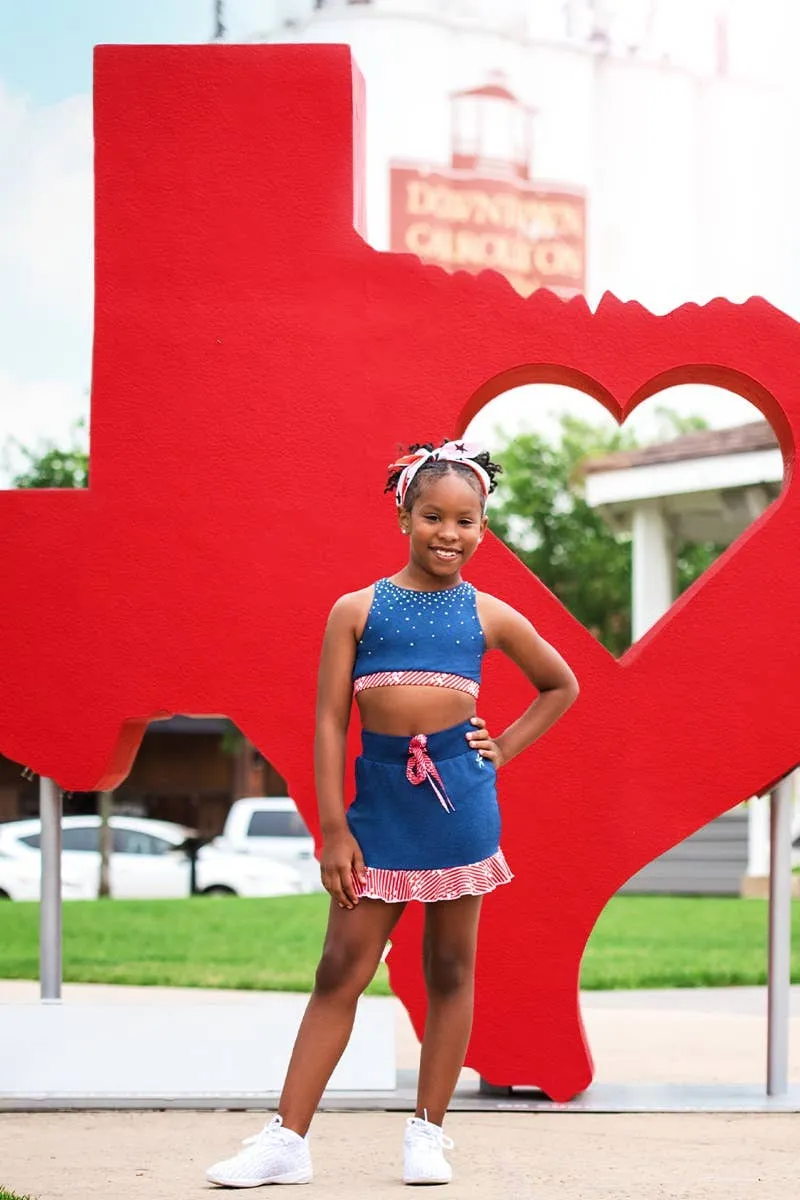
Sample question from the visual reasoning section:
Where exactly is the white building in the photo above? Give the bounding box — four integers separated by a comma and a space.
584, 420, 782, 641
236, 0, 799, 321
584, 419, 790, 894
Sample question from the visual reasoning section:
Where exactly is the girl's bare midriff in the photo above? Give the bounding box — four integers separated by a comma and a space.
356, 684, 476, 736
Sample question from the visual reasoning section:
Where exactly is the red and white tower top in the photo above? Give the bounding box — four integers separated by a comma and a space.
450, 72, 535, 180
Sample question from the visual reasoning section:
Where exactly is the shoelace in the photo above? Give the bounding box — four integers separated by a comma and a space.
242, 1115, 291, 1147
411, 1119, 455, 1151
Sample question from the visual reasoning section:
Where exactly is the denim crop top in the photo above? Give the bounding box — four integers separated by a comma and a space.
352, 577, 485, 699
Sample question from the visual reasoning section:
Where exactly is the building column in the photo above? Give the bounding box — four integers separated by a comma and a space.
747, 793, 771, 877
747, 771, 799, 880
631, 501, 673, 641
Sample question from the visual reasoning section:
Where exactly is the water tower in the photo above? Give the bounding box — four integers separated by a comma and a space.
450, 71, 535, 180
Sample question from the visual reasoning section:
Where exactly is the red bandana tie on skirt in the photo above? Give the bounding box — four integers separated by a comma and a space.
406, 734, 455, 813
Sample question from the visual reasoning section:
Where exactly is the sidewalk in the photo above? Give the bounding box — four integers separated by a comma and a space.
1, 982, 798, 1199
2, 1109, 797, 1200
2, 978, 799, 1085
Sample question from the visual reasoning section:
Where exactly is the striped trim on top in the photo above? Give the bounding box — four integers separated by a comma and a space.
353, 849, 513, 903
353, 670, 479, 699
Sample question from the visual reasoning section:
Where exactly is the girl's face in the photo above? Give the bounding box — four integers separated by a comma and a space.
399, 470, 488, 583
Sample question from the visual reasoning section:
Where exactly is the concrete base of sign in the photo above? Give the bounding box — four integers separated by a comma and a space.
2, 1072, 799, 1113
0, 996, 395, 1102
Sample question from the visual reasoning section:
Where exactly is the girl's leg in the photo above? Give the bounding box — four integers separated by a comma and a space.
415, 893, 483, 1126
278, 896, 405, 1135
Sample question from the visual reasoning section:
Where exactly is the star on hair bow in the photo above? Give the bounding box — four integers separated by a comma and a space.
390, 440, 491, 508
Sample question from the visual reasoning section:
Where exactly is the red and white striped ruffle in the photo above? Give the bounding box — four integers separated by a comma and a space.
354, 849, 513, 903
353, 670, 479, 698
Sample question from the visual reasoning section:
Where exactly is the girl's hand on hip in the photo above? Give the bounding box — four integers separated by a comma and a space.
466, 715, 505, 767
320, 830, 366, 909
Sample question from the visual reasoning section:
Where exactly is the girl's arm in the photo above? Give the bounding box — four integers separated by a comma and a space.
315, 592, 368, 909
473, 593, 579, 767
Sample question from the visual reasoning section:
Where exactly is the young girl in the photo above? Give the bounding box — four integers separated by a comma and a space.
206, 440, 578, 1188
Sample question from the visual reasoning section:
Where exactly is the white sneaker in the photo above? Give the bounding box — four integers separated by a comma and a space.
206, 1115, 313, 1187
403, 1114, 454, 1185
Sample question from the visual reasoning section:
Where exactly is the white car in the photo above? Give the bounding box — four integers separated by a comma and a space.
218, 797, 323, 892
0, 816, 305, 900
0, 847, 87, 901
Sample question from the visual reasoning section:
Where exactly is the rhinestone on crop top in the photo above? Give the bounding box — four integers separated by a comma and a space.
353, 577, 485, 697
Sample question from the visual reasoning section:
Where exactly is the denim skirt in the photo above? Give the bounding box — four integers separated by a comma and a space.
346, 720, 513, 903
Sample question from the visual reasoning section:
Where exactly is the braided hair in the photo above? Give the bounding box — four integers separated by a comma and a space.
385, 441, 502, 512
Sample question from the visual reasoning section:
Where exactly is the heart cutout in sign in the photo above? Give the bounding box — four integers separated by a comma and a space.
471, 388, 781, 657
0, 45, 798, 1105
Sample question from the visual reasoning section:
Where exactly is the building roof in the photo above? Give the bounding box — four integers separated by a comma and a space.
453, 82, 519, 103
583, 420, 777, 475
148, 716, 227, 735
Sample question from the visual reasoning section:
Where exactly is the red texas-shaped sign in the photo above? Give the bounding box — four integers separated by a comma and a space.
1, 46, 799, 1100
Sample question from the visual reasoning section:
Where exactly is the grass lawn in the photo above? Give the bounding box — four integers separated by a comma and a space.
0, 894, 797, 994
0, 1190, 34, 1200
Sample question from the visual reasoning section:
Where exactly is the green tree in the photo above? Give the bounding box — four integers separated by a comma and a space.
491, 418, 637, 655
8, 422, 89, 489
492, 410, 722, 656
651, 404, 710, 441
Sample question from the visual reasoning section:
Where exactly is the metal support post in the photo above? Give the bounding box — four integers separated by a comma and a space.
767, 774, 793, 1095
39, 776, 63, 1001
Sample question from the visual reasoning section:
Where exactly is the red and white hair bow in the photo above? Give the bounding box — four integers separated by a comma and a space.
390, 440, 491, 508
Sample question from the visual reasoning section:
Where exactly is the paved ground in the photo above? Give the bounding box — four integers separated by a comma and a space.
1, 982, 798, 1198
2, 1110, 797, 1199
